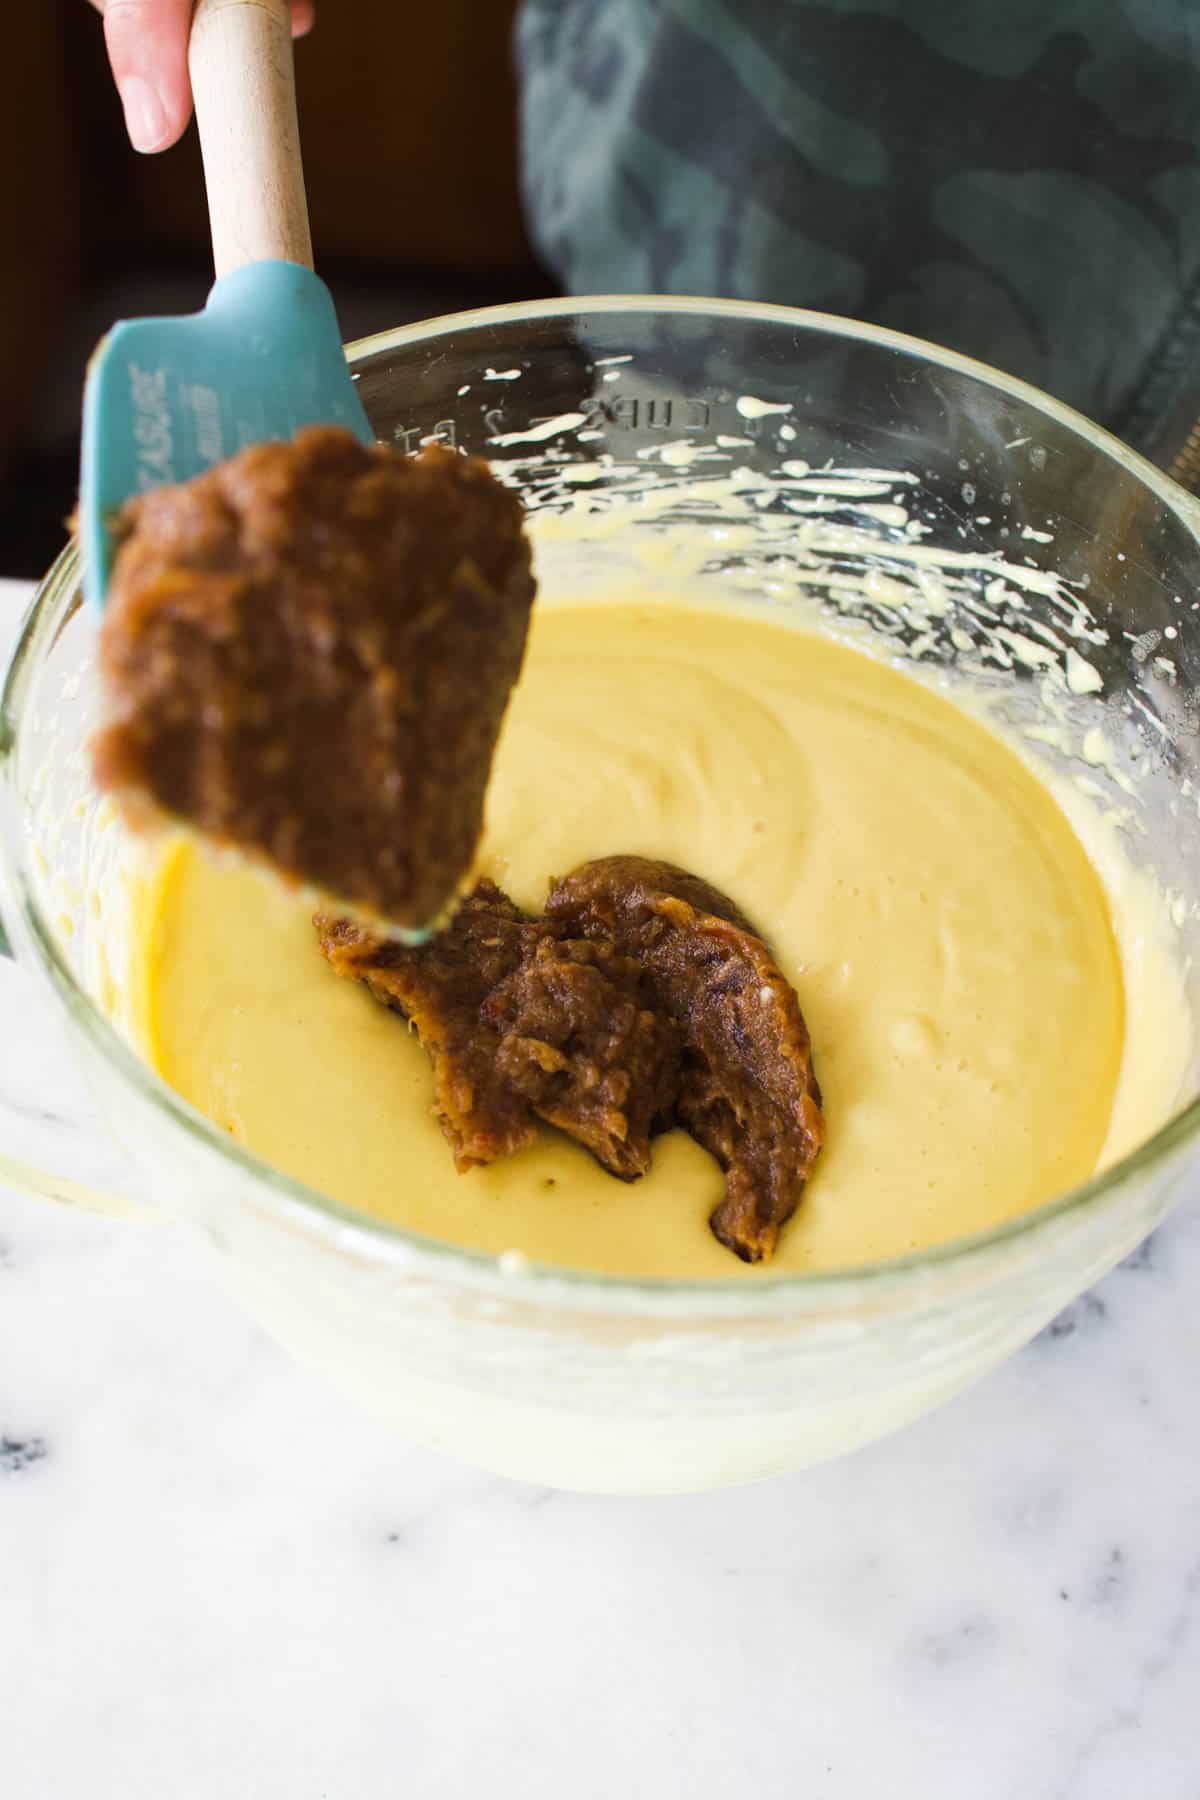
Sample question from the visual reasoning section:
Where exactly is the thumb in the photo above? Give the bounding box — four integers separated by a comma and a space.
100, 0, 197, 153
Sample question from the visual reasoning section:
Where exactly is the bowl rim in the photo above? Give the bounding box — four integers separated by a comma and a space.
5, 293, 1198, 1312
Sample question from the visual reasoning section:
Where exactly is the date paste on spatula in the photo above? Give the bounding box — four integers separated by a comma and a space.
91, 428, 535, 933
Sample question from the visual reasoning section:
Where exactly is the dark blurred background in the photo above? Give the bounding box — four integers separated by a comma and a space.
0, 0, 554, 580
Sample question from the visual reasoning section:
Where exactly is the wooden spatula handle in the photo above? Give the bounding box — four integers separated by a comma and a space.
189, 0, 314, 278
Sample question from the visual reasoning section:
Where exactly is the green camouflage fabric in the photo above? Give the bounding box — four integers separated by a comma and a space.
515, 0, 1200, 453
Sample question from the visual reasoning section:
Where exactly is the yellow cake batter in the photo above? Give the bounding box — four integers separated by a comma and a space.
137, 597, 1136, 1278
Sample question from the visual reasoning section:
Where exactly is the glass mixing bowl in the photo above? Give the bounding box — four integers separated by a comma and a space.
2, 299, 1199, 1493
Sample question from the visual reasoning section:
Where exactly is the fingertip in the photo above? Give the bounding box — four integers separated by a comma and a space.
291, 0, 316, 39
119, 74, 173, 153
103, 0, 194, 151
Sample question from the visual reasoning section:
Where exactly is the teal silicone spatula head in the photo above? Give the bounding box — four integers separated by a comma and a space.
81, 261, 372, 609
79, 0, 372, 612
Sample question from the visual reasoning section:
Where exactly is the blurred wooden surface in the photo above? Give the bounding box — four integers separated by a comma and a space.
1, 0, 537, 475
0, 6, 81, 471
134, 0, 535, 272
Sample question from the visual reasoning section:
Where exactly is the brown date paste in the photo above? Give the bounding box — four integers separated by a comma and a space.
92, 429, 536, 931
318, 856, 823, 1262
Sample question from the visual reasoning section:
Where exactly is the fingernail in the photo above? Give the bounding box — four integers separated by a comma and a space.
119, 75, 169, 153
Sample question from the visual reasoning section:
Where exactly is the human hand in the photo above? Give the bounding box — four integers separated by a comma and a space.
88, 0, 315, 154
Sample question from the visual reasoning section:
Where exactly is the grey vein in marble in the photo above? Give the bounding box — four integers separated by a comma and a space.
0, 1435, 48, 1474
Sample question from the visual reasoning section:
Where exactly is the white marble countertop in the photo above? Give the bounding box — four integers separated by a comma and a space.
2, 576, 1198, 1799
